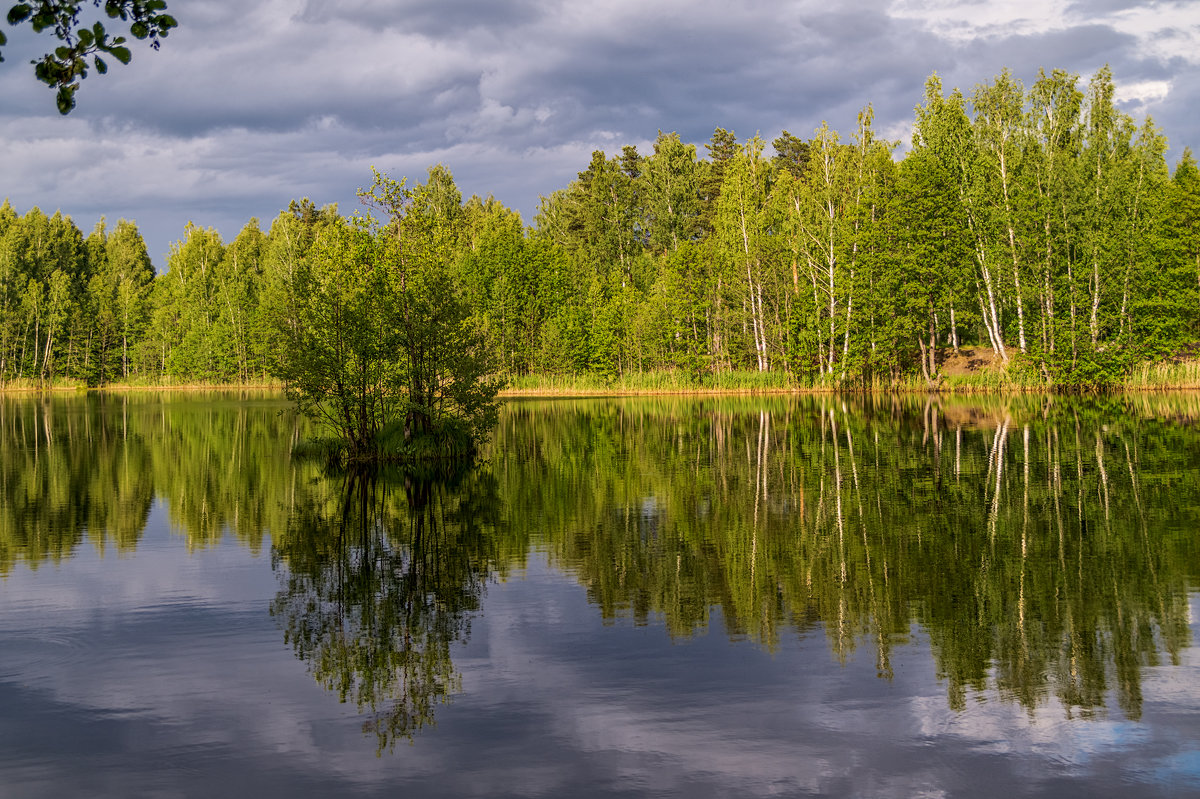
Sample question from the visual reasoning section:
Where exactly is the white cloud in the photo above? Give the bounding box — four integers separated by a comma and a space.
888, 0, 1074, 40
1106, 2, 1200, 65
888, 0, 1200, 66
1115, 78, 1172, 109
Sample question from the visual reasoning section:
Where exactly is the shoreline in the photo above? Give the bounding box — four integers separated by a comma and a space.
4, 352, 1196, 397
4, 383, 1200, 397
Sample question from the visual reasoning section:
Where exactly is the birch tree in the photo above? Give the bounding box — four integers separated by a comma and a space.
914, 77, 1010, 363
1027, 68, 1083, 359
973, 70, 1033, 355
716, 136, 774, 372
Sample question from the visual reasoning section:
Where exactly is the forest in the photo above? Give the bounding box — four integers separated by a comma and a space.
2, 66, 1199, 391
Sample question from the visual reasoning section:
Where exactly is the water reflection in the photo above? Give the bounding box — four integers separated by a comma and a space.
2, 391, 1198, 729
0, 391, 299, 573
494, 394, 1200, 720
269, 464, 518, 750
0, 393, 153, 569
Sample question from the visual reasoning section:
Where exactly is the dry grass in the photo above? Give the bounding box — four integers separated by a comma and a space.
502, 370, 797, 396
1124, 359, 1200, 391
0, 378, 87, 393
101, 380, 285, 392
7, 356, 1200, 398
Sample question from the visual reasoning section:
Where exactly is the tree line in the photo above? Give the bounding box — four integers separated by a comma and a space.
3, 66, 1199, 390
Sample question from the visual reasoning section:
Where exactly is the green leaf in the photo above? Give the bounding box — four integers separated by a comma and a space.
110, 45, 131, 65
130, 21, 148, 39
0, 30, 6, 47
77, 28, 94, 46
56, 86, 76, 115
158, 14, 177, 30
94, 56, 107, 74
6, 5, 32, 25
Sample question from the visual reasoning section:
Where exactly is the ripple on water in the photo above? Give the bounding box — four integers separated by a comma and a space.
0, 628, 99, 679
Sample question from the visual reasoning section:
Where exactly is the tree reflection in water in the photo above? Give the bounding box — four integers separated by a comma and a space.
2, 392, 1198, 732
495, 395, 1200, 720
269, 463, 510, 751
0, 393, 155, 571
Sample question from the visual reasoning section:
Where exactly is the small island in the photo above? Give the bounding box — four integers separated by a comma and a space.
269, 170, 503, 464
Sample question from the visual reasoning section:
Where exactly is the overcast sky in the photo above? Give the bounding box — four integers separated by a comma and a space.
1, 0, 1197, 267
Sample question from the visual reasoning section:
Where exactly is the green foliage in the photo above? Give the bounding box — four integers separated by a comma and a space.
1045, 344, 1136, 391
290, 435, 349, 464
376, 415, 478, 462
267, 216, 400, 457
268, 168, 504, 463
645, 131, 702, 251
89, 218, 155, 383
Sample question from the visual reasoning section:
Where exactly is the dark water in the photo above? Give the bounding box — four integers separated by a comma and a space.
1, 392, 1198, 798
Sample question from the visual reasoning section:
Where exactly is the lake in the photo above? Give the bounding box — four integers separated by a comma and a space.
1, 391, 1198, 798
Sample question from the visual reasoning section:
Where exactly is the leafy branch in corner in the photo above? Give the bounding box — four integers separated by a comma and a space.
0, 1, 177, 113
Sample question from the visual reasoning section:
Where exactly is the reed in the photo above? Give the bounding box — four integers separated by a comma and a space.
0, 377, 87, 392
942, 369, 1025, 393
12, 359, 1200, 399
504, 373, 613, 394
1123, 359, 1200, 390
103, 377, 285, 391
503, 369, 799, 394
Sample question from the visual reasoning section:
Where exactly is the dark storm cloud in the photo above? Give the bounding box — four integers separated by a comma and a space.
917, 20, 1178, 133
508, 20, 783, 133
1065, 0, 1149, 12
920, 23, 1138, 103
67, 14, 491, 140
298, 0, 543, 36
483, 2, 940, 149
1151, 68, 1200, 160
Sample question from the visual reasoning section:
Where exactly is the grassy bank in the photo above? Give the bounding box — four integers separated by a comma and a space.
502, 369, 798, 395
500, 372, 1017, 396
501, 355, 1200, 396
1124, 359, 1200, 390
99, 379, 285, 392
0, 378, 284, 394
5, 359, 1200, 397
0, 377, 89, 393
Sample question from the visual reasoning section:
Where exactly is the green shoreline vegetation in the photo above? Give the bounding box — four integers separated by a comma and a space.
2, 359, 1200, 394
3, 66, 1199, 425
2, 359, 1200, 395
4, 351, 1200, 396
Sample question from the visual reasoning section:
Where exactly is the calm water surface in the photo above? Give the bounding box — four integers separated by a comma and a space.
1, 392, 1198, 798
